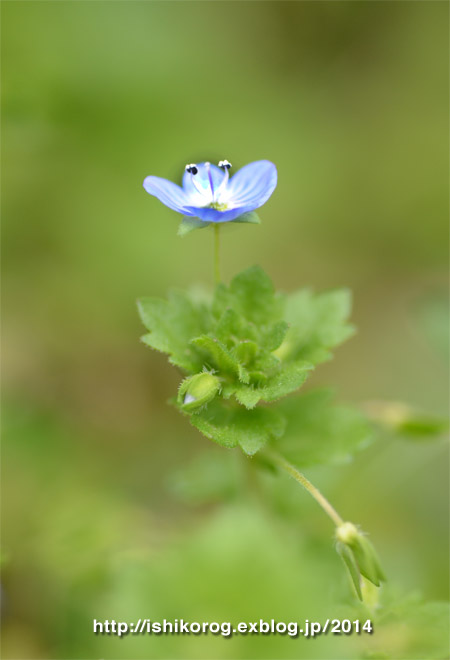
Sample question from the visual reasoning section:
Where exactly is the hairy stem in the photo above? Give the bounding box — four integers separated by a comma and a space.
263, 449, 344, 527
214, 224, 221, 285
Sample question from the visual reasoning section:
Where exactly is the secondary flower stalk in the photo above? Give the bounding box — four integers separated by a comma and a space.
262, 449, 385, 600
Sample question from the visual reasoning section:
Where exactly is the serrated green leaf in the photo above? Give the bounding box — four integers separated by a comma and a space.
259, 360, 313, 402
178, 217, 211, 236
259, 320, 289, 352
275, 288, 354, 365
229, 265, 282, 326
214, 308, 258, 345
230, 211, 261, 224
232, 340, 259, 365
138, 291, 210, 371
272, 390, 372, 467
189, 401, 286, 455
211, 282, 230, 318
233, 386, 262, 409
191, 335, 250, 383
231, 360, 313, 409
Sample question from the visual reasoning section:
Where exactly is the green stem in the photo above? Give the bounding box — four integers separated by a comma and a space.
214, 224, 221, 285
263, 449, 344, 527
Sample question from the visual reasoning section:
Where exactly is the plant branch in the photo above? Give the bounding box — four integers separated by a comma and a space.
263, 449, 344, 527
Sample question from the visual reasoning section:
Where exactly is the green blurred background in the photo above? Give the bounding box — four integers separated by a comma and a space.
2, 2, 449, 658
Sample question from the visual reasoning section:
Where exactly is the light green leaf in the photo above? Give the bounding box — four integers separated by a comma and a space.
275, 288, 354, 365
272, 390, 372, 467
259, 360, 313, 402
231, 340, 259, 365
191, 335, 249, 383
213, 308, 258, 345
190, 401, 286, 455
233, 386, 262, 409
229, 265, 282, 326
260, 320, 289, 352
178, 217, 210, 236
232, 360, 313, 409
138, 291, 210, 371
230, 211, 261, 224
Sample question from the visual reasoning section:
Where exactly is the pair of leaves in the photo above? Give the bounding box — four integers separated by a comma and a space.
178, 211, 261, 237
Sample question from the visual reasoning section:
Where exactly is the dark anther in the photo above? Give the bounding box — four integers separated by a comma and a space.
218, 160, 232, 170
185, 164, 198, 175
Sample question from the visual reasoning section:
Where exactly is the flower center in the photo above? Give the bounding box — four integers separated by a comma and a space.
209, 201, 228, 211
185, 159, 233, 211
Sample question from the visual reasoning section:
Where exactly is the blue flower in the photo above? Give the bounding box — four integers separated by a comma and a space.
143, 160, 277, 223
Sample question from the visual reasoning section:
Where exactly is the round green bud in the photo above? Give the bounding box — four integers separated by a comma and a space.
178, 373, 220, 412
336, 522, 359, 545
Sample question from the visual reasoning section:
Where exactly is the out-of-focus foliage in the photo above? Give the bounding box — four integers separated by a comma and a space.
364, 401, 449, 441
1, 1, 448, 659
276, 390, 371, 467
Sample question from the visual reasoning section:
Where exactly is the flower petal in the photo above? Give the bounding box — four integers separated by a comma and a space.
182, 162, 226, 202
143, 176, 194, 215
227, 160, 277, 209
183, 205, 254, 223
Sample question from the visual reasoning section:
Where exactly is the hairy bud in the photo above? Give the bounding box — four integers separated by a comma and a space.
178, 373, 220, 412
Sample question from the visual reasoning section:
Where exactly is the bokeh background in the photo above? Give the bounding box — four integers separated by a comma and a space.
2, 2, 449, 659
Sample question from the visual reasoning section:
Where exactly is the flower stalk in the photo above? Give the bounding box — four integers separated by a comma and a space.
263, 448, 343, 527
214, 224, 221, 285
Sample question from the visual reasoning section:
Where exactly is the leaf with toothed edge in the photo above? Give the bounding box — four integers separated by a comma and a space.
191, 334, 250, 383
137, 291, 211, 372
230, 360, 313, 409
189, 400, 286, 455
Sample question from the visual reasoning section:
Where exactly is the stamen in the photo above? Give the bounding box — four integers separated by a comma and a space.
215, 159, 232, 200
204, 162, 215, 202
185, 163, 208, 199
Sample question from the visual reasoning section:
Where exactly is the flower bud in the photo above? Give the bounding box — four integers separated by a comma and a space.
336, 522, 386, 590
178, 373, 220, 412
